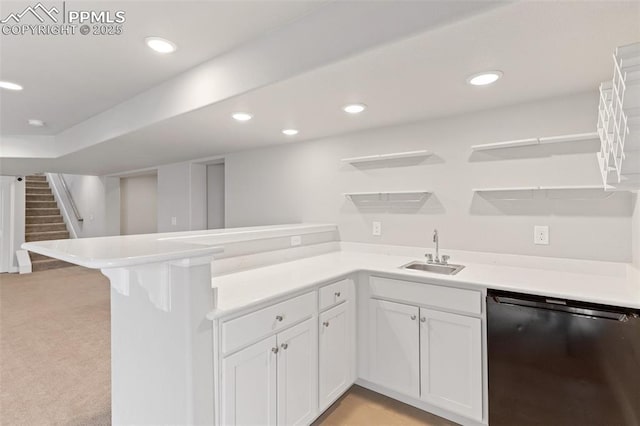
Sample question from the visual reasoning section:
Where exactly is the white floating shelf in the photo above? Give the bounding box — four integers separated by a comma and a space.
538, 132, 599, 144
345, 190, 431, 197
345, 191, 431, 205
473, 185, 624, 200
342, 150, 431, 164
471, 132, 598, 151
471, 138, 538, 151
473, 186, 540, 192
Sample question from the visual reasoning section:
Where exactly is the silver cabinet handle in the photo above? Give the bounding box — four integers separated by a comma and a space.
281, 343, 288, 350
411, 315, 417, 320
323, 321, 330, 327
420, 317, 426, 322
335, 291, 341, 297
272, 347, 279, 354
275, 315, 284, 322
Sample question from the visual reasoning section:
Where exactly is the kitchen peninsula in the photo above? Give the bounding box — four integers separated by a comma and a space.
23, 223, 640, 426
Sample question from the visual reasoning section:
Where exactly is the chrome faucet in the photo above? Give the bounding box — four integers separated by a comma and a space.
425, 229, 450, 265
433, 229, 440, 263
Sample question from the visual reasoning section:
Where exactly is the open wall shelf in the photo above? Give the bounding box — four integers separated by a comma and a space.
341, 150, 431, 164
345, 191, 431, 207
473, 185, 624, 200
471, 132, 599, 152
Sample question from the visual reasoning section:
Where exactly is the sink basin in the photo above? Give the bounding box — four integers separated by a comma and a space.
401, 261, 465, 275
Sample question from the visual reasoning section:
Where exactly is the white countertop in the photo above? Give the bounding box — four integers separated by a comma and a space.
22, 236, 224, 269
22, 223, 335, 269
210, 246, 640, 318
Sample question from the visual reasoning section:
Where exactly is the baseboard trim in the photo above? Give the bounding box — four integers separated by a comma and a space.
355, 378, 487, 426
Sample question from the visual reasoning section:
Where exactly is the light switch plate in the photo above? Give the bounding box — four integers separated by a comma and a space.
290, 235, 302, 246
372, 221, 382, 236
534, 225, 549, 245
171, 217, 177, 226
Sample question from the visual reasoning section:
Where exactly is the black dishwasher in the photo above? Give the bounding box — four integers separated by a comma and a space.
487, 290, 640, 426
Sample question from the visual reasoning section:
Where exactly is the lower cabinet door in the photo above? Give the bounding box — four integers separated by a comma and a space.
368, 299, 420, 398
277, 318, 318, 426
221, 335, 278, 426
319, 302, 352, 410
419, 307, 483, 421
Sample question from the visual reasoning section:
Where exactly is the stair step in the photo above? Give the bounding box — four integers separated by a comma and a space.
26, 201, 58, 209
25, 187, 52, 195
25, 175, 47, 182
25, 230, 70, 242
25, 181, 49, 188
26, 223, 67, 233
28, 252, 51, 262
26, 215, 63, 224
26, 194, 54, 202
31, 258, 73, 272
26, 208, 61, 216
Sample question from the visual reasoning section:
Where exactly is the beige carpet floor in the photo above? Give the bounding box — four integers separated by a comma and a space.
1, 267, 111, 425
0, 266, 455, 426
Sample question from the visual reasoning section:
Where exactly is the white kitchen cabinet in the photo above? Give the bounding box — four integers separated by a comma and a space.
319, 301, 352, 410
221, 335, 278, 426
277, 319, 318, 426
220, 313, 318, 426
420, 307, 482, 421
368, 299, 420, 398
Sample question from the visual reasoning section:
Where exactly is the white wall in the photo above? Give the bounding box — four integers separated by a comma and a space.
632, 193, 640, 267
207, 163, 225, 229
0, 176, 24, 272
157, 162, 207, 232
120, 173, 158, 235
225, 92, 634, 262
57, 174, 120, 238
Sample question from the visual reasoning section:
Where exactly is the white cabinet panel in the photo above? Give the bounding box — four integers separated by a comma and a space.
370, 276, 482, 315
319, 279, 349, 311
221, 335, 277, 426
368, 299, 420, 398
420, 307, 482, 421
222, 292, 316, 355
319, 302, 352, 410
277, 319, 318, 426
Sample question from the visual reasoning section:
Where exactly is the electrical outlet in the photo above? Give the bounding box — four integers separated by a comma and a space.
534, 225, 549, 245
171, 217, 177, 226
372, 221, 382, 236
290, 235, 302, 246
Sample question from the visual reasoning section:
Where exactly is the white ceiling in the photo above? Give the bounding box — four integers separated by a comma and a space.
0, 0, 327, 134
1, 1, 639, 175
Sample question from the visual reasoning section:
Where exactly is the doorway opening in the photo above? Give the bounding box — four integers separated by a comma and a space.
206, 161, 225, 229
120, 172, 158, 235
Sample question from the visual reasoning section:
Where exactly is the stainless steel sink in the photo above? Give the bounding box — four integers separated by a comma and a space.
401, 261, 465, 275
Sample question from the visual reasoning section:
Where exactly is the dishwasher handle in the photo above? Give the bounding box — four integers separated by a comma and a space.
490, 293, 637, 322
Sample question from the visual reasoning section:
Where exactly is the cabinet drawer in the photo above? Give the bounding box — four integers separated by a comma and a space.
369, 276, 482, 315
222, 292, 316, 355
319, 279, 349, 311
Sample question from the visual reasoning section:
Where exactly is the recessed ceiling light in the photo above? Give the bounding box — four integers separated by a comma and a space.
232, 112, 253, 122
343, 103, 367, 114
282, 129, 299, 136
145, 37, 177, 54
467, 71, 503, 86
28, 119, 45, 127
0, 80, 23, 91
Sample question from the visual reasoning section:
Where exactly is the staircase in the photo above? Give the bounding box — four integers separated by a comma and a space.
25, 175, 72, 271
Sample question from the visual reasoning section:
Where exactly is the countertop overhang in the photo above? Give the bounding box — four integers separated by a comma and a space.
22, 223, 336, 269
